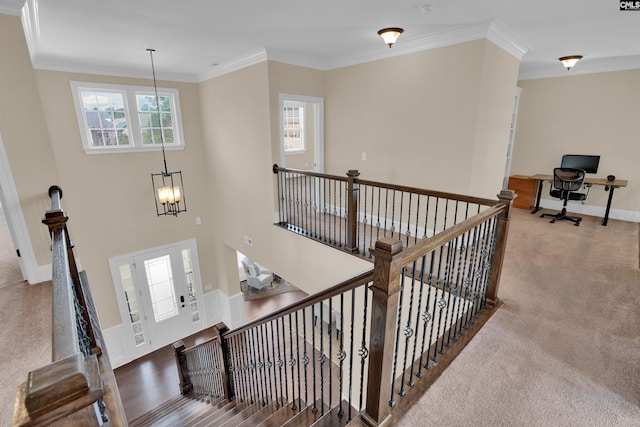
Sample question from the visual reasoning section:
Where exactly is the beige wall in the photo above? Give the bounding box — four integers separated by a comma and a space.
513, 70, 640, 214
32, 69, 213, 328
1, 18, 527, 335
198, 62, 369, 297
324, 39, 519, 199
0, 14, 60, 266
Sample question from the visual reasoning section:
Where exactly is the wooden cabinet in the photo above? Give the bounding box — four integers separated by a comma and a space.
508, 175, 536, 209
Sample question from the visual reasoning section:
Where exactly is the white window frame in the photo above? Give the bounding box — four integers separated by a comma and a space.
71, 81, 185, 154
282, 100, 306, 154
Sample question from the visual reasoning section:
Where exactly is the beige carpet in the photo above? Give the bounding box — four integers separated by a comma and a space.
398, 209, 640, 426
0, 207, 51, 425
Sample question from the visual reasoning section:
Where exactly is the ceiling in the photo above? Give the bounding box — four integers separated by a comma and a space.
2, 0, 640, 83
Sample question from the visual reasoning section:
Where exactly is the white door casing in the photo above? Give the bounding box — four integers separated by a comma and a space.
109, 238, 205, 358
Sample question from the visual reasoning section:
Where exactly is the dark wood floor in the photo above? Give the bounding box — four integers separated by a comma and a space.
114, 289, 308, 422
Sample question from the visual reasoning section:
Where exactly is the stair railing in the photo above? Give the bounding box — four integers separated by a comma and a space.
177, 181, 514, 425
176, 269, 376, 422
13, 186, 127, 427
273, 164, 500, 259
361, 189, 513, 425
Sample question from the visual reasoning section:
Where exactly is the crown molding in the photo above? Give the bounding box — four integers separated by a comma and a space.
518, 56, 640, 81
485, 19, 529, 60
33, 56, 197, 83
197, 49, 268, 82
0, 0, 24, 16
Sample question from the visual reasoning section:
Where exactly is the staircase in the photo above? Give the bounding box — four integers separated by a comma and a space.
129, 395, 365, 427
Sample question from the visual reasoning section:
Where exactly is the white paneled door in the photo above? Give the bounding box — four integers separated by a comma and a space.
110, 239, 204, 357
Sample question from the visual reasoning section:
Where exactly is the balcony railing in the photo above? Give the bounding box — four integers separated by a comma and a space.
273, 164, 500, 259
176, 170, 515, 425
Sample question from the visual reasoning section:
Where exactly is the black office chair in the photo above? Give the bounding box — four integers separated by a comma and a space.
540, 167, 587, 226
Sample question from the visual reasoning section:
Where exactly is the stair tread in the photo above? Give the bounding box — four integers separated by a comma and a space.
233, 401, 282, 427
206, 398, 265, 427
255, 401, 304, 427
281, 400, 325, 427
129, 395, 203, 426
185, 399, 239, 427
311, 400, 356, 427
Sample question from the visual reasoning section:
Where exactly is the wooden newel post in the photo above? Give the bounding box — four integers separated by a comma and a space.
486, 190, 515, 306
362, 237, 404, 426
173, 340, 192, 395
346, 169, 360, 253
214, 323, 234, 400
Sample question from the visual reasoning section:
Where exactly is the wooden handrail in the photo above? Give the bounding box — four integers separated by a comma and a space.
273, 164, 348, 182
273, 164, 498, 207
392, 204, 504, 268
14, 186, 127, 426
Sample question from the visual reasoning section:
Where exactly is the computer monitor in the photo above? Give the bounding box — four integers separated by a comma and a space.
560, 154, 600, 174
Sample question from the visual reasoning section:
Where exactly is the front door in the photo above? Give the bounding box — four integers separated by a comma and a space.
110, 239, 204, 357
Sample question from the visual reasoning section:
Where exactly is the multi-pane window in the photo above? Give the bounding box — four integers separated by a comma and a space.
71, 81, 183, 153
283, 101, 305, 153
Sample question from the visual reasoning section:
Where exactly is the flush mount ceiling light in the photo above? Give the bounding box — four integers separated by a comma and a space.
148, 48, 187, 217
559, 55, 583, 71
378, 27, 404, 48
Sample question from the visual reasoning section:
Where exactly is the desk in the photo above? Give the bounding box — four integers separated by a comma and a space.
529, 174, 628, 226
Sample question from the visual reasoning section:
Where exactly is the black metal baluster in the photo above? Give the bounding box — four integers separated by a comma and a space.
246, 332, 257, 403
400, 260, 419, 394
398, 192, 404, 243
261, 323, 274, 406
408, 257, 425, 384
311, 304, 318, 412
383, 188, 390, 239
369, 185, 375, 256
358, 285, 369, 413
414, 195, 420, 245
362, 185, 368, 255
302, 307, 309, 408
333, 178, 338, 246
440, 238, 458, 354
453, 200, 460, 226
348, 289, 356, 421
319, 302, 325, 415
433, 197, 440, 235
286, 172, 292, 230
252, 327, 266, 406
293, 312, 302, 410
273, 319, 285, 407
279, 317, 290, 408
389, 270, 406, 405
405, 193, 412, 246
464, 224, 482, 328
376, 187, 382, 243
454, 230, 472, 339
480, 217, 499, 310
391, 190, 397, 238
234, 335, 246, 402
328, 298, 333, 411
338, 180, 343, 247
431, 244, 447, 363
337, 292, 345, 418
312, 176, 317, 238
414, 254, 429, 378
472, 221, 489, 319
445, 236, 462, 348
422, 195, 431, 239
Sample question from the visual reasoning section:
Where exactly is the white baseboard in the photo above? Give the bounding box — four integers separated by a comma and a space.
102, 324, 134, 369
538, 200, 640, 223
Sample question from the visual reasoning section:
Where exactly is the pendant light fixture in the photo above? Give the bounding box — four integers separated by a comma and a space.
148, 48, 187, 217
378, 27, 404, 48
558, 55, 583, 71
